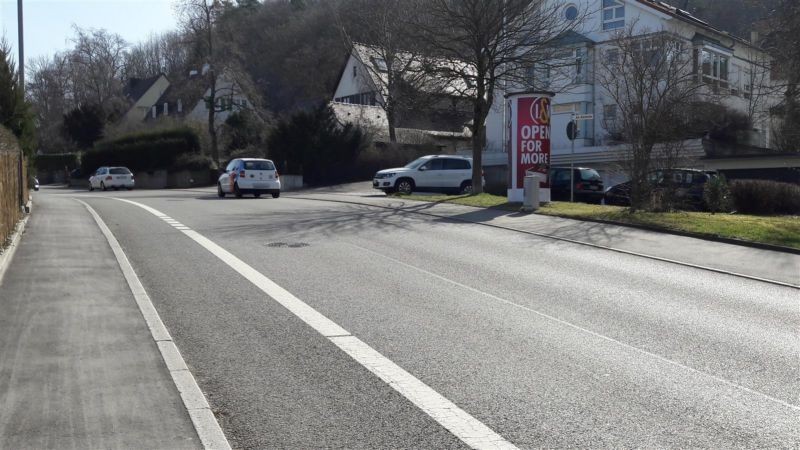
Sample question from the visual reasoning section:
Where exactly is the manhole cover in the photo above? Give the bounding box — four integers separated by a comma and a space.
267, 242, 309, 248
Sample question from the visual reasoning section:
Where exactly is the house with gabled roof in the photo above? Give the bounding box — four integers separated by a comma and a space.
484, 0, 798, 186
122, 74, 171, 124
331, 43, 473, 152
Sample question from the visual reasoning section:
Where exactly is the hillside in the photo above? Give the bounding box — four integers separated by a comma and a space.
662, 0, 778, 38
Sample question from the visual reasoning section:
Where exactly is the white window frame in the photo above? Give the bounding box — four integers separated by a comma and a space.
602, 0, 625, 31
699, 48, 729, 88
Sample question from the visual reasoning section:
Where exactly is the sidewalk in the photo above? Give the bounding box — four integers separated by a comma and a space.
0, 194, 200, 448
293, 191, 800, 287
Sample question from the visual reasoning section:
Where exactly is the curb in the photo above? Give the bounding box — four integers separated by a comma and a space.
290, 194, 799, 290
534, 213, 800, 256
0, 202, 32, 286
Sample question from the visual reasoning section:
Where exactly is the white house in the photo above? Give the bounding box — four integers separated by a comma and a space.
485, 0, 798, 186
331, 43, 473, 152
188, 77, 253, 125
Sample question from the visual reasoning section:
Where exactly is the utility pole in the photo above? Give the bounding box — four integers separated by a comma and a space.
17, 0, 25, 208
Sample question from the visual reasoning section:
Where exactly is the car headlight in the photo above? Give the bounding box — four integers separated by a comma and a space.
376, 172, 396, 179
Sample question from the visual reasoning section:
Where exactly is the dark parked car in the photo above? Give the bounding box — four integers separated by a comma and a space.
605, 169, 717, 209
548, 167, 604, 203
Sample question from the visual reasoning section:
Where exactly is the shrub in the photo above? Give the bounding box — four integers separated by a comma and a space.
729, 180, 800, 215
703, 175, 732, 214
34, 153, 79, 172
83, 127, 200, 173
267, 104, 368, 185
171, 153, 214, 171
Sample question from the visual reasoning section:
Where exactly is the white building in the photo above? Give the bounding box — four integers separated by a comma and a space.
485, 0, 798, 186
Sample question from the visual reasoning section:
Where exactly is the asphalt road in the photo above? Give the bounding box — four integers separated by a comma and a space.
41, 186, 800, 448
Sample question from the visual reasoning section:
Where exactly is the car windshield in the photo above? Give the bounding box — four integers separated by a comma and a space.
244, 160, 275, 170
579, 169, 601, 181
109, 168, 131, 175
404, 157, 431, 169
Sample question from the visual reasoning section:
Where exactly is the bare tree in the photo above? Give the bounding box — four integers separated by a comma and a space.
336, 0, 433, 143
26, 53, 75, 152
598, 24, 706, 210
410, 0, 584, 194
69, 27, 128, 116
124, 31, 190, 80
764, 0, 800, 151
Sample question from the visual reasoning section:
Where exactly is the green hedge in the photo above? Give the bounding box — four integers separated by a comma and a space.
35, 153, 79, 172
83, 128, 200, 173
730, 180, 800, 215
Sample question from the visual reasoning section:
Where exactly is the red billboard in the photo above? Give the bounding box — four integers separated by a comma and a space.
516, 96, 551, 188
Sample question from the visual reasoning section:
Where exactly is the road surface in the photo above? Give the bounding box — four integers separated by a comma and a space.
5, 186, 799, 448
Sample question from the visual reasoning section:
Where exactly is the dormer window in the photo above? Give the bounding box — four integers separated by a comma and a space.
371, 57, 388, 72
602, 0, 625, 31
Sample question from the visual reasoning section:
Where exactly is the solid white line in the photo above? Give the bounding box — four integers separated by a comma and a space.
350, 242, 800, 413
112, 197, 518, 450
76, 199, 231, 450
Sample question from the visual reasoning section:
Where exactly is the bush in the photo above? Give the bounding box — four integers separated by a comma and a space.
83, 127, 200, 173
729, 180, 800, 215
171, 153, 213, 171
35, 153, 79, 172
267, 104, 367, 185
703, 175, 732, 214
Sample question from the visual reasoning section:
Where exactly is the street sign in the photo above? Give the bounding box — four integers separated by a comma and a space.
566, 121, 579, 141
573, 114, 594, 120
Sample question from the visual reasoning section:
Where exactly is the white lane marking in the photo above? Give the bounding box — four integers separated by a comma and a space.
76, 199, 231, 450
350, 242, 800, 413
112, 197, 518, 450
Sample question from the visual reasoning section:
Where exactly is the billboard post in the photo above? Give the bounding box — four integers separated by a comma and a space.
505, 90, 554, 203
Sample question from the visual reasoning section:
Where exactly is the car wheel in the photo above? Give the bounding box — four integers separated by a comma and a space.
217, 184, 225, 198
234, 183, 243, 198
396, 178, 414, 195
254, 192, 261, 198
459, 181, 473, 195
271, 192, 280, 199
101, 182, 106, 191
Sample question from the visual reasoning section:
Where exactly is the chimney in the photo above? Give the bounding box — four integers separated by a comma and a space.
750, 31, 759, 44
177, 99, 183, 113
164, 102, 169, 116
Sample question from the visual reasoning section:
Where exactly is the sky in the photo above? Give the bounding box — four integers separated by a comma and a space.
1, 0, 179, 65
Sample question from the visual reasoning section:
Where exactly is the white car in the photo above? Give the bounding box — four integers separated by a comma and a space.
218, 158, 281, 198
89, 166, 135, 191
373, 155, 482, 195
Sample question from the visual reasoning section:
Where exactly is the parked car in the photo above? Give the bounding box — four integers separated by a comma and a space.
548, 167, 604, 203
218, 158, 281, 198
373, 155, 483, 195
32, 176, 39, 191
605, 169, 717, 209
89, 166, 134, 191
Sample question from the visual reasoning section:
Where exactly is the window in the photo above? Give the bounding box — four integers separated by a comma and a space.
580, 169, 601, 181
352, 65, 357, 78
604, 104, 617, 122
553, 103, 578, 114
443, 159, 471, 170
109, 168, 131, 175
225, 160, 238, 172
602, 0, 625, 31
371, 57, 388, 72
564, 4, 579, 21
421, 159, 444, 171
244, 160, 276, 171
605, 48, 619, 65
700, 49, 729, 87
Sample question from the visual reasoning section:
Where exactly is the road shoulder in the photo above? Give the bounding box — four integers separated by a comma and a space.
0, 194, 202, 449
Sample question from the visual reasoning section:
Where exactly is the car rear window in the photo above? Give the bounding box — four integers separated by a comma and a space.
579, 169, 601, 181
109, 167, 131, 174
244, 160, 275, 170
